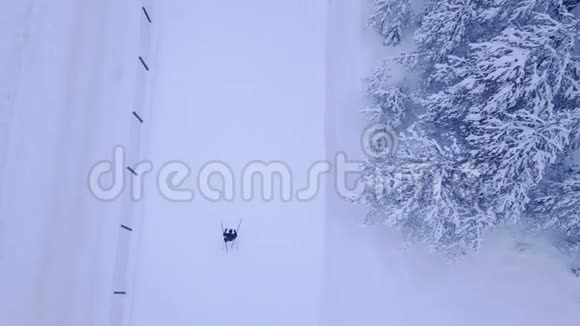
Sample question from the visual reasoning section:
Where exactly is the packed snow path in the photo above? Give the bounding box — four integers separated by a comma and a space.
128, 1, 326, 326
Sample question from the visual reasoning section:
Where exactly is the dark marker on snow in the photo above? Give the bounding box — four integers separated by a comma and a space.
132, 111, 143, 123
142, 7, 152, 23
127, 166, 138, 176
121, 225, 133, 231
139, 56, 150, 71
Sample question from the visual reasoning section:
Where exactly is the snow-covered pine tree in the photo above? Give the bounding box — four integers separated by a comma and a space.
361, 128, 492, 252
529, 127, 580, 246
535, 172, 580, 237
468, 110, 580, 220
362, 63, 409, 129
425, 1, 578, 119
369, 0, 412, 46
426, 1, 580, 222
414, 0, 475, 65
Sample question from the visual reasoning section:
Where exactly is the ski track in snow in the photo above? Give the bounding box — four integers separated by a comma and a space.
0, 1, 579, 326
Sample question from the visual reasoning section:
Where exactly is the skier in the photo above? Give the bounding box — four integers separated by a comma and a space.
224, 229, 237, 242
220, 218, 242, 252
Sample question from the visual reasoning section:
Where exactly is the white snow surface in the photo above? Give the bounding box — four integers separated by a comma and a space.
0, 1, 578, 326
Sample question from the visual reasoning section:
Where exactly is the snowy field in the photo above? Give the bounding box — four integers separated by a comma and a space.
0, 1, 579, 326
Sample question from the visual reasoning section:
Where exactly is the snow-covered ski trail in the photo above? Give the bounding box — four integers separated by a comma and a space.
127, 1, 326, 325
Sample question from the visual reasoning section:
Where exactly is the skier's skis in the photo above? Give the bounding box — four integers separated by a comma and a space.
221, 221, 228, 253
235, 218, 243, 233
229, 218, 243, 250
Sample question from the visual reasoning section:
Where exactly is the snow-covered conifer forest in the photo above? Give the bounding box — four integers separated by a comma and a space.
363, 0, 580, 254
